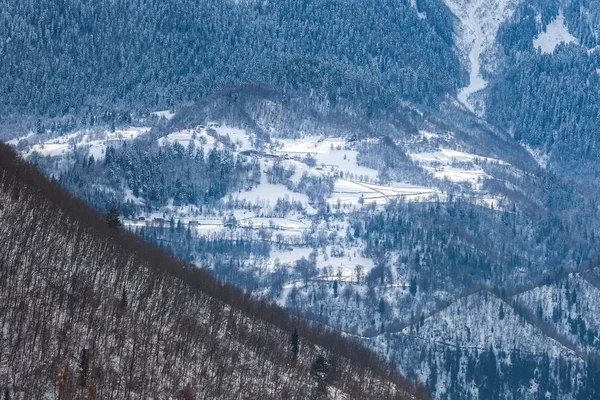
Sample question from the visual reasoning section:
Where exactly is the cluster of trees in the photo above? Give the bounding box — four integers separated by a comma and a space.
517, 274, 600, 353
399, 345, 593, 400
383, 288, 600, 400
489, 1, 600, 177
59, 139, 261, 210
348, 198, 596, 290
0, 142, 427, 399
0, 0, 461, 119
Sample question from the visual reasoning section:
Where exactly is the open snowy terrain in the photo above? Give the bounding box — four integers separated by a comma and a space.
406, 290, 576, 357
443, 0, 520, 114
533, 14, 578, 54
9, 127, 151, 160
410, 148, 508, 189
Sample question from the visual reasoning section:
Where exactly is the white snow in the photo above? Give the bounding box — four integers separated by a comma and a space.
161, 124, 255, 153
269, 247, 314, 268
522, 143, 549, 169
151, 110, 176, 120
444, 0, 520, 114
533, 15, 578, 54
409, 0, 427, 19
410, 148, 508, 189
124, 188, 145, 206
212, 125, 254, 152
85, 127, 151, 160
6, 132, 35, 146
315, 150, 379, 181
410, 148, 506, 165
232, 183, 312, 209
318, 251, 376, 282
418, 130, 441, 140
158, 126, 217, 155
429, 166, 489, 185
22, 127, 150, 159
273, 136, 380, 182
328, 179, 438, 207
274, 136, 345, 156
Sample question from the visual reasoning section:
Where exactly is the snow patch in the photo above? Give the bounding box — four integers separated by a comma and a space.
410, 148, 507, 165
409, 0, 427, 19
444, 0, 520, 114
159, 126, 218, 155
533, 15, 578, 54
329, 180, 438, 207
522, 144, 548, 169
410, 148, 507, 188
212, 125, 254, 152
151, 110, 175, 120
22, 127, 150, 159
232, 183, 312, 209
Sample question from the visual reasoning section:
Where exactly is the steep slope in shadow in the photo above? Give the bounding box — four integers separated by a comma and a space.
0, 142, 428, 399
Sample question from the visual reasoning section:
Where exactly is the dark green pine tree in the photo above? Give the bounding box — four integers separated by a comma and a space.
311, 355, 328, 379
106, 204, 122, 230
291, 327, 299, 361
79, 348, 89, 388
378, 298, 385, 315
410, 278, 417, 296
312, 354, 329, 398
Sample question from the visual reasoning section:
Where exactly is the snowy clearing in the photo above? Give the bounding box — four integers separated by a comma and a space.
23, 127, 150, 159
231, 182, 313, 210
212, 125, 254, 152
533, 14, 578, 54
328, 179, 439, 207
410, 148, 507, 165
151, 110, 176, 120
160, 124, 255, 153
158, 126, 218, 155
410, 148, 507, 189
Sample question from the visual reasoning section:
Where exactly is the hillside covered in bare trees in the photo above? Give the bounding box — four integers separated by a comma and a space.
0, 142, 427, 399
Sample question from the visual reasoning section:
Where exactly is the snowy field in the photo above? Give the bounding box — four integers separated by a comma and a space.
328, 179, 438, 207
10, 127, 151, 159
158, 126, 218, 155
410, 148, 507, 189
533, 14, 578, 54
158, 124, 254, 154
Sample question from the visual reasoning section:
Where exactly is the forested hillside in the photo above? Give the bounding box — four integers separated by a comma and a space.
487, 0, 600, 178
4, 0, 600, 398
0, 0, 460, 118
0, 142, 426, 399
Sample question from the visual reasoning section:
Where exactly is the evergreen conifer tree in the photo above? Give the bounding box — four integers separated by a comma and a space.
106, 204, 121, 230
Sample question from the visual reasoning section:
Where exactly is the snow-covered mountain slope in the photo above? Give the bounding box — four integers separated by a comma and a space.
443, 0, 520, 114
516, 273, 600, 353
375, 289, 587, 400
405, 290, 576, 357
0, 142, 424, 400
7, 87, 600, 399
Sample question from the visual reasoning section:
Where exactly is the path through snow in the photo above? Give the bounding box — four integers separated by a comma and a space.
457, 6, 486, 113
443, 0, 519, 114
